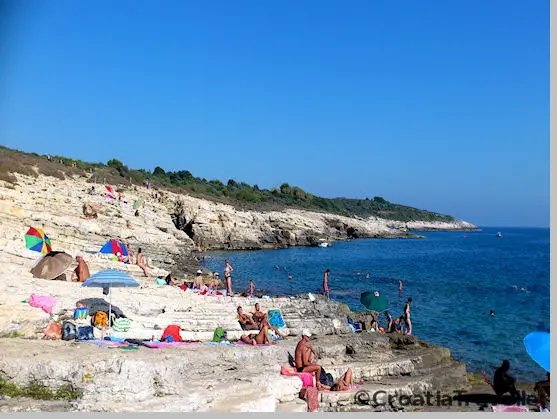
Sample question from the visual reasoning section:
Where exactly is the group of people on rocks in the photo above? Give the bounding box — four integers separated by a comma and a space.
491, 360, 550, 411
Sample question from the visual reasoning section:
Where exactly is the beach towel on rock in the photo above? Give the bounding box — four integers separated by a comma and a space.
268, 310, 285, 328
112, 317, 131, 332
299, 387, 319, 412
28, 294, 56, 314
281, 366, 314, 388
160, 325, 182, 342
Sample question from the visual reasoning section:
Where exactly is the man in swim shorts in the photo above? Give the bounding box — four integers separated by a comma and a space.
295, 330, 325, 390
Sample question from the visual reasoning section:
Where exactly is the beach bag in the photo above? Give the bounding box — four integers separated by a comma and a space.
112, 317, 131, 332
160, 325, 182, 342
268, 310, 285, 328
212, 327, 227, 343
319, 367, 334, 387
62, 321, 77, 341
155, 278, 167, 286
77, 326, 94, 340
93, 311, 108, 328
44, 322, 62, 339
74, 306, 89, 321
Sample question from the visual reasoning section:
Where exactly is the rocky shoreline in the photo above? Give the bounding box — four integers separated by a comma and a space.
0, 172, 497, 412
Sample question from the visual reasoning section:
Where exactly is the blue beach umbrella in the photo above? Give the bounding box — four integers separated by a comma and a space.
82, 270, 139, 330
524, 332, 550, 372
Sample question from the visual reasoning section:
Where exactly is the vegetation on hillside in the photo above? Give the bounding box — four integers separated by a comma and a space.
0, 146, 456, 222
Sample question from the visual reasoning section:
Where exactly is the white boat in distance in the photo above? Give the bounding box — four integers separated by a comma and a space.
317, 239, 330, 248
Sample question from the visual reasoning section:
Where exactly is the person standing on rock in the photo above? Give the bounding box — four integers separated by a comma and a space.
403, 298, 412, 335
224, 259, 233, 295
323, 269, 331, 300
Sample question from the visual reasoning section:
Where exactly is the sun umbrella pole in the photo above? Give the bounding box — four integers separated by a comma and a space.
108, 288, 112, 337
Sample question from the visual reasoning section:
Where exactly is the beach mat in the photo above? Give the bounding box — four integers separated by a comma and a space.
77, 340, 129, 348
491, 405, 530, 412
143, 342, 198, 348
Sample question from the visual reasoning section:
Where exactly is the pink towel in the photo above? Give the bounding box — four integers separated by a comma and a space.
299, 387, 319, 412
143, 342, 198, 348
28, 294, 56, 314
491, 405, 530, 412
281, 366, 315, 388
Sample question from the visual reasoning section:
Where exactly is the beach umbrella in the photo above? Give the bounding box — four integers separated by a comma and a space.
25, 227, 52, 254
99, 239, 128, 257
524, 332, 550, 372
30, 251, 73, 280
82, 269, 139, 331
133, 199, 143, 210
360, 291, 389, 312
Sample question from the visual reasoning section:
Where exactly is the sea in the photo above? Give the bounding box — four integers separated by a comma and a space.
203, 227, 550, 383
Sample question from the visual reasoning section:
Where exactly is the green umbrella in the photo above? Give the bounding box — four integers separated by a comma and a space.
360, 291, 389, 312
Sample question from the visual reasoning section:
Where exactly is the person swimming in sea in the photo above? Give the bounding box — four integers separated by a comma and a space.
490, 310, 495, 317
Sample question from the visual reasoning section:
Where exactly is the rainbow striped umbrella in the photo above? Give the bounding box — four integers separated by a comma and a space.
24, 227, 52, 254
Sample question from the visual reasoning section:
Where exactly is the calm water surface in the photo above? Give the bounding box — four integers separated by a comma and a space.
204, 227, 550, 382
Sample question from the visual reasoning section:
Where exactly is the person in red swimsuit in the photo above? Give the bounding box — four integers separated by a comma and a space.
323, 269, 331, 300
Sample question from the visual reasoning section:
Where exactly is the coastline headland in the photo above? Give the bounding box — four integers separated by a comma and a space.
0, 171, 484, 412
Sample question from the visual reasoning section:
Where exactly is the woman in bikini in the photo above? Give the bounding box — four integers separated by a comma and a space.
224, 259, 233, 295
330, 368, 354, 391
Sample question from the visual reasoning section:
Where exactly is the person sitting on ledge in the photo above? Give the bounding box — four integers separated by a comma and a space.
237, 306, 258, 330
192, 270, 204, 289
71, 256, 90, 283
252, 303, 287, 339
295, 329, 326, 390
534, 372, 550, 410
493, 360, 520, 400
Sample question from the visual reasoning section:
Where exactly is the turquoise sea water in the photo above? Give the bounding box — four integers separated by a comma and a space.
204, 227, 550, 382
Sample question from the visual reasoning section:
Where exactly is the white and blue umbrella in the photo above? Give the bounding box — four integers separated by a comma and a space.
82, 270, 139, 330
524, 332, 550, 372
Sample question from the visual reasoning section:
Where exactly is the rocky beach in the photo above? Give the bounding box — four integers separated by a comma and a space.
0, 171, 523, 412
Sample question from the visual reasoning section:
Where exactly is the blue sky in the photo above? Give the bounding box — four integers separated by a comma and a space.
0, 1, 549, 227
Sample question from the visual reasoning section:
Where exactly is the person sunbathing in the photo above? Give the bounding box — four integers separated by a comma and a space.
192, 270, 204, 289
136, 248, 152, 278
164, 273, 179, 286
493, 360, 520, 400
240, 323, 271, 345
71, 256, 90, 283
252, 303, 287, 339
237, 306, 258, 330
295, 329, 326, 390
534, 372, 550, 410
321, 368, 354, 392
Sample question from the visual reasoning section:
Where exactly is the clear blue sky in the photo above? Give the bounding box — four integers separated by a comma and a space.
0, 0, 549, 227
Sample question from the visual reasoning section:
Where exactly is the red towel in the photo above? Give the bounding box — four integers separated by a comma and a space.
160, 325, 183, 342
179, 284, 188, 292
299, 387, 319, 412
